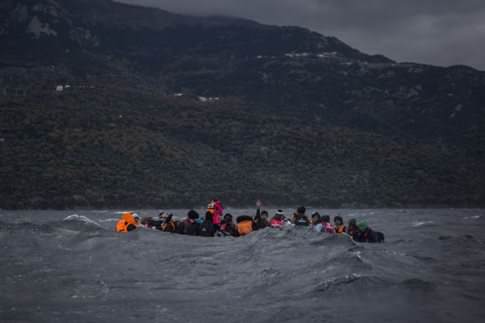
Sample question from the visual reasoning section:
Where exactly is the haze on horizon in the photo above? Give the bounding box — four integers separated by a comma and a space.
118, 0, 485, 71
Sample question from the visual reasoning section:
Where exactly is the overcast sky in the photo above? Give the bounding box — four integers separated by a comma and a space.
119, 0, 485, 70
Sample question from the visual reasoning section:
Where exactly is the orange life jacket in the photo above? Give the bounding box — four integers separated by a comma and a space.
115, 212, 137, 233
237, 220, 253, 236
161, 221, 177, 233
335, 225, 346, 234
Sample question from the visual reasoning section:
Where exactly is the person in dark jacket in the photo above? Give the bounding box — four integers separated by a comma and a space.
254, 208, 270, 230
356, 222, 385, 243
293, 206, 310, 226
199, 212, 216, 237
347, 219, 360, 240
140, 216, 161, 229
219, 213, 237, 236
178, 210, 200, 236
347, 219, 384, 243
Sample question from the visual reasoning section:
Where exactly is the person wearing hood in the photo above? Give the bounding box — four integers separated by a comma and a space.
178, 210, 201, 236
208, 199, 224, 230
270, 210, 286, 228
293, 206, 310, 226
199, 212, 216, 237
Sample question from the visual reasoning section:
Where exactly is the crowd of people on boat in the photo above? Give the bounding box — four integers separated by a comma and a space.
115, 200, 385, 243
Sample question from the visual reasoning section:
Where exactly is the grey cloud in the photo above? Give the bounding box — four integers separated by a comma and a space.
118, 0, 485, 70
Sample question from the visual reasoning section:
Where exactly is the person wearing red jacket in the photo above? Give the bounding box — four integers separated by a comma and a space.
207, 199, 224, 230
270, 210, 285, 228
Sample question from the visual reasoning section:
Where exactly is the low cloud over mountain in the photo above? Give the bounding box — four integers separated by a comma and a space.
119, 0, 485, 70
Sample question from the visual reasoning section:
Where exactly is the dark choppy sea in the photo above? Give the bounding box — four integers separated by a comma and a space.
1, 208, 484, 323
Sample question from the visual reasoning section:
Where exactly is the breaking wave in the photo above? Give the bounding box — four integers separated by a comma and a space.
412, 220, 435, 227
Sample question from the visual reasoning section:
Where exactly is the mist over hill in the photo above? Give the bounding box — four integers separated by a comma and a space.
1, 0, 484, 208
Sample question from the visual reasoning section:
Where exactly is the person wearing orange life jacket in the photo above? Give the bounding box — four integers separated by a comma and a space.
236, 215, 254, 236
334, 216, 346, 234
270, 210, 286, 228
115, 212, 139, 233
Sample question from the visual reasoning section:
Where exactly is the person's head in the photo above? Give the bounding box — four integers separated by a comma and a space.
133, 213, 140, 224
160, 213, 173, 223
159, 212, 167, 220
223, 213, 233, 223
321, 215, 330, 223
334, 216, 343, 226
188, 210, 199, 220
205, 211, 213, 222
207, 200, 215, 213
311, 212, 321, 224
297, 206, 306, 215
275, 209, 284, 219
261, 210, 269, 220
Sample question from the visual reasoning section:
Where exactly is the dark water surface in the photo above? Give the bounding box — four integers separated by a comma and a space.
1, 209, 484, 323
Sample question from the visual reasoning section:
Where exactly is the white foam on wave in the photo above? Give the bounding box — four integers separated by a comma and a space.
464, 215, 481, 220
63, 214, 102, 227
412, 220, 434, 227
